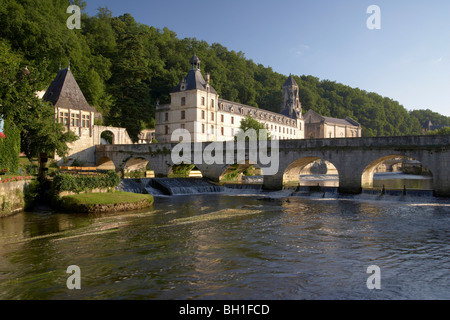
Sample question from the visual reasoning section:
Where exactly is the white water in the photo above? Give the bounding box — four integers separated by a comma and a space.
117, 175, 437, 205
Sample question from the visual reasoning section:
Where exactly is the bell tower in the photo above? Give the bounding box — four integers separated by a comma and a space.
281, 74, 302, 119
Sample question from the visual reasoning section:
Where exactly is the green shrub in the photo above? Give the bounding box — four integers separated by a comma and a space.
71, 159, 85, 167
0, 119, 20, 174
124, 169, 146, 178
171, 163, 195, 177
24, 179, 41, 210
52, 171, 120, 194
223, 171, 239, 181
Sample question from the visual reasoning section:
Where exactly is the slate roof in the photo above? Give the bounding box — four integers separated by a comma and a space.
322, 116, 357, 126
171, 68, 218, 94
42, 68, 96, 112
423, 120, 447, 131
218, 98, 299, 127
305, 109, 360, 127
283, 74, 298, 87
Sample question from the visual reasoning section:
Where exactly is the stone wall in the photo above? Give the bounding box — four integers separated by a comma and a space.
56, 125, 133, 167
97, 135, 450, 197
0, 180, 29, 217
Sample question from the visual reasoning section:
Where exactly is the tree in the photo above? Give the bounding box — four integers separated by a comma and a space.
235, 114, 271, 141
0, 3, 444, 141
426, 127, 450, 136
0, 41, 77, 160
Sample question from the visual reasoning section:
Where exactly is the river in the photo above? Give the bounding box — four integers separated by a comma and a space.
0, 175, 449, 300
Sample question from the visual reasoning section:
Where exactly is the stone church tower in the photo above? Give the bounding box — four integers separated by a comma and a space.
281, 74, 302, 119
156, 54, 220, 142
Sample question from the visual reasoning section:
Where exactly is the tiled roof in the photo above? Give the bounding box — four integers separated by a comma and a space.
171, 69, 218, 94
43, 68, 96, 112
283, 74, 298, 87
305, 109, 360, 127
218, 99, 298, 127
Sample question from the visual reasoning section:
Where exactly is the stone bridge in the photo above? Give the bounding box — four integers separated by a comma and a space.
95, 135, 450, 197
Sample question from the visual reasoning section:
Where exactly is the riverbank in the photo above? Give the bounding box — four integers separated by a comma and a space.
1, 193, 449, 300
57, 191, 154, 213
0, 179, 31, 217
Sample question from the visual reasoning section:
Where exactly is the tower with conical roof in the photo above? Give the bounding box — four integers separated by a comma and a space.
43, 66, 96, 114
156, 54, 219, 142
281, 74, 302, 119
42, 64, 98, 164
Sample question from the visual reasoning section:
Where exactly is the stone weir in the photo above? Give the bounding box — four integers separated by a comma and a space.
117, 178, 225, 196
117, 178, 267, 196
148, 178, 224, 196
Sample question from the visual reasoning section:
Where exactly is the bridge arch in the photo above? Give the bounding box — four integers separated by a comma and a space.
100, 130, 115, 145
168, 163, 203, 178
219, 162, 262, 183
361, 154, 433, 190
283, 156, 340, 187
97, 156, 117, 170
96, 135, 450, 197
123, 157, 154, 177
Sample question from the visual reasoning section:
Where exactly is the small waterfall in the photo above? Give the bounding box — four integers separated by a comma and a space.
117, 179, 148, 193
117, 178, 267, 196
223, 184, 263, 195
143, 185, 166, 197
149, 178, 224, 196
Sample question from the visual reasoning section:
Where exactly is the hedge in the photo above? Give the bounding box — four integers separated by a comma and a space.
0, 119, 20, 174
52, 171, 120, 194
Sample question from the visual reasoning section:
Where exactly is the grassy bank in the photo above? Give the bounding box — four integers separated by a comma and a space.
59, 191, 154, 213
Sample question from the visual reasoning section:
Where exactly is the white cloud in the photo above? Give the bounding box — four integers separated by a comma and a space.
432, 56, 444, 64
291, 44, 310, 56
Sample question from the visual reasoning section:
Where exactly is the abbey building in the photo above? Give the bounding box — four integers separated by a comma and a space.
155, 55, 361, 143
40, 55, 361, 166
42, 65, 132, 166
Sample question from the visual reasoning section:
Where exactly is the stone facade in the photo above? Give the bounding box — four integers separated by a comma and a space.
304, 109, 361, 139
96, 135, 450, 197
42, 67, 132, 166
138, 129, 156, 144
0, 180, 29, 216
156, 55, 305, 143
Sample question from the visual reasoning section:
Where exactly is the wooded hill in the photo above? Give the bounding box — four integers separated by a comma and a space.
1, 0, 449, 141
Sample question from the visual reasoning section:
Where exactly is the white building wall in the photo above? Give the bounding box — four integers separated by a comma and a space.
155, 85, 306, 143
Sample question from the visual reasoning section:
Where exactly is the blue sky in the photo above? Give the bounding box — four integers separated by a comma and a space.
85, 0, 450, 117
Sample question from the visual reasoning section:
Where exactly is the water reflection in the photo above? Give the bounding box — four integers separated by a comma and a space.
298, 173, 433, 190
0, 194, 449, 300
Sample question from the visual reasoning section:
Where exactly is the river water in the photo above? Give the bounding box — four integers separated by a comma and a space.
0, 176, 449, 300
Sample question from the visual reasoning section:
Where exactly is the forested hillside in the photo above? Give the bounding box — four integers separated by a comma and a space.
1, 0, 448, 140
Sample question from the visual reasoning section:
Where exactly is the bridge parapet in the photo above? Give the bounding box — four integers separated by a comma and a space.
95, 135, 450, 197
